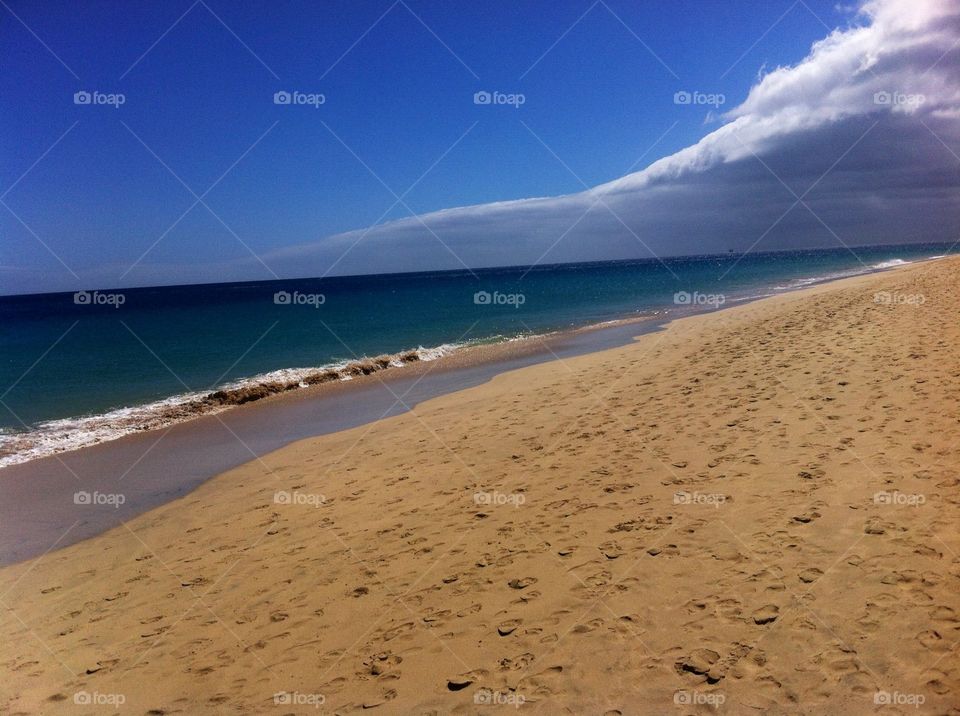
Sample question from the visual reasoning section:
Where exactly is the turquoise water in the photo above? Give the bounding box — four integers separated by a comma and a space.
0, 243, 952, 464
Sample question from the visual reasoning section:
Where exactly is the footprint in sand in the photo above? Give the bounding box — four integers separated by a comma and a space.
446, 668, 487, 691
798, 567, 824, 583
497, 619, 521, 636
752, 605, 780, 625
678, 648, 722, 682
507, 577, 537, 590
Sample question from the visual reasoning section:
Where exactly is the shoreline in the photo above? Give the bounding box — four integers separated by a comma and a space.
0, 257, 944, 566
0, 252, 941, 472
1, 255, 957, 713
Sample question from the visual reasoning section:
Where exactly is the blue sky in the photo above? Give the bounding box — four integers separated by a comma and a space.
2, 0, 958, 293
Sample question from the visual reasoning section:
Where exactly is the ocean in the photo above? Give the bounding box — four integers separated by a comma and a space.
0, 243, 953, 467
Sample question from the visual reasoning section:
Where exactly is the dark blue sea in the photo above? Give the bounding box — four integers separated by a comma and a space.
0, 243, 952, 466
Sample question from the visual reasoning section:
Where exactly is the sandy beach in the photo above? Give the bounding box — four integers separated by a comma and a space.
1, 257, 958, 714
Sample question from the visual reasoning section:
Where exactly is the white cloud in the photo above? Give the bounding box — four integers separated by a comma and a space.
254, 0, 958, 280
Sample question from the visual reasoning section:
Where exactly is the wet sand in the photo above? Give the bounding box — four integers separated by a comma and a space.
0, 315, 669, 566
1, 258, 958, 714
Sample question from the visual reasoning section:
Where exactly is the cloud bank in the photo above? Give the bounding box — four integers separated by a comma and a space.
260, 0, 960, 280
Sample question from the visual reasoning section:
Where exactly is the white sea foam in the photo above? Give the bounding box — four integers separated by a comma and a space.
871, 258, 911, 269
772, 257, 914, 291
0, 341, 469, 469
0, 254, 935, 469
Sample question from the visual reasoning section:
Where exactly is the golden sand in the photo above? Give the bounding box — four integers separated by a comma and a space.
1, 258, 958, 714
